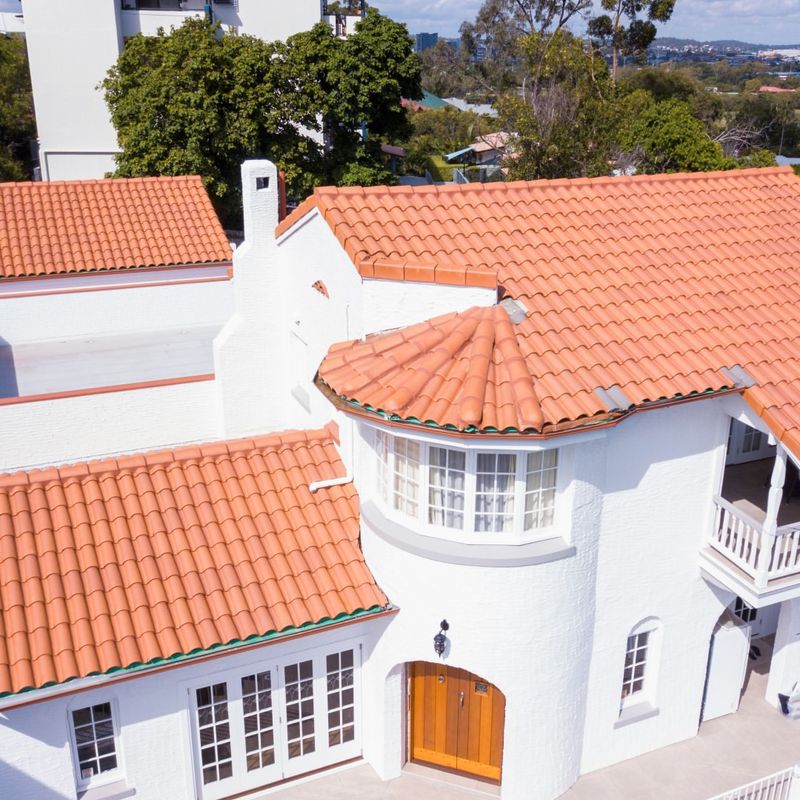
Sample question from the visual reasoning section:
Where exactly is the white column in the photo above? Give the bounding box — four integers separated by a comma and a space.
766, 597, 800, 707
756, 447, 787, 587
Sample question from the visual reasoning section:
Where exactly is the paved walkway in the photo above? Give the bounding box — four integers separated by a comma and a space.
265, 641, 799, 800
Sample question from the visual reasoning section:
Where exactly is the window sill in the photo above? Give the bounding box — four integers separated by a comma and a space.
362, 500, 575, 567
78, 780, 136, 800
613, 702, 659, 729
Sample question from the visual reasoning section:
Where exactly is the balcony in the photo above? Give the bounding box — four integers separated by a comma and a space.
701, 451, 800, 605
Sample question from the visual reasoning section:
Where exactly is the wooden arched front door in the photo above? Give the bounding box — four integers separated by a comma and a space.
409, 662, 505, 782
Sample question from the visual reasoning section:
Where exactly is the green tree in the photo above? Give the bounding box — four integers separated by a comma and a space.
104, 12, 421, 224
0, 34, 35, 181
285, 8, 422, 184
103, 19, 318, 224
588, 0, 676, 80
616, 93, 733, 173
459, 0, 593, 98
402, 106, 494, 175
498, 31, 617, 180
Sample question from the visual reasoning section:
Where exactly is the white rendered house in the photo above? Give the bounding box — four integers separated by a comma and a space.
0, 0, 365, 182
2, 163, 800, 800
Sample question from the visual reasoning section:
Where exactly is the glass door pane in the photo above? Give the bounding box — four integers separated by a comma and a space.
193, 681, 235, 798
283, 660, 316, 760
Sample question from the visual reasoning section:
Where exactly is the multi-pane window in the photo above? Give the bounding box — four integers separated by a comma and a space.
241, 672, 275, 772
326, 649, 355, 747
196, 683, 232, 784
475, 453, 516, 532
743, 426, 764, 453
524, 450, 558, 530
392, 438, 420, 516
621, 631, 650, 703
375, 429, 390, 503
71, 702, 117, 782
734, 596, 757, 623
374, 429, 561, 537
428, 447, 467, 529
284, 660, 315, 759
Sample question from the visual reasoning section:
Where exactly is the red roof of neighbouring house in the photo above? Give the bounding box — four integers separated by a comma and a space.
0, 176, 232, 280
315, 167, 800, 456
0, 428, 387, 697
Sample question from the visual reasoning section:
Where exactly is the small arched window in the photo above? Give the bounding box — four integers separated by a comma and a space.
620, 617, 662, 714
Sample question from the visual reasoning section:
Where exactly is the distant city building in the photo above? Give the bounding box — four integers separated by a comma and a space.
414, 32, 438, 52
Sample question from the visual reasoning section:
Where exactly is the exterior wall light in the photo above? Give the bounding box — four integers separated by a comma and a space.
433, 620, 449, 658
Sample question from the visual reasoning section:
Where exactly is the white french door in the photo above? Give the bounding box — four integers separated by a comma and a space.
726, 419, 774, 465
189, 644, 361, 799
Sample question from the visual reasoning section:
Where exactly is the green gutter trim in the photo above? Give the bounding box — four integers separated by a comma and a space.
331, 383, 738, 436
0, 605, 389, 701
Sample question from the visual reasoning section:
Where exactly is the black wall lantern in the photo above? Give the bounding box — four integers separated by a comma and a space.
433, 619, 449, 658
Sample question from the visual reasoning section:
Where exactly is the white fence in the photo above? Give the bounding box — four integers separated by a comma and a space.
709, 765, 798, 800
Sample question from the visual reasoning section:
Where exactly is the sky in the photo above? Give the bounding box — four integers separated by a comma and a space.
375, 0, 800, 46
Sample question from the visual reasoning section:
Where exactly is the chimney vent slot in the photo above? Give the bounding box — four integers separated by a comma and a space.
256, 176, 270, 191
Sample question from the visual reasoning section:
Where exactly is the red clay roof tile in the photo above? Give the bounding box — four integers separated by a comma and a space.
0, 429, 387, 697
315, 168, 800, 451
0, 176, 231, 279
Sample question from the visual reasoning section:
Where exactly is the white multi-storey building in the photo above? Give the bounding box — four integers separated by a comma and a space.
2, 163, 800, 800
0, 0, 364, 181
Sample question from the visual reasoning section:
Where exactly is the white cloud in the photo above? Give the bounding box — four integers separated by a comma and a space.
376, 0, 800, 44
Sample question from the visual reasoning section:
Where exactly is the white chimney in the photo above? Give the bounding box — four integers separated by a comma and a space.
213, 160, 287, 437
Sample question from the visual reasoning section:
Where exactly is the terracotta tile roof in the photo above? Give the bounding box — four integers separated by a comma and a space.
0, 176, 232, 280
0, 429, 387, 697
315, 167, 800, 455
276, 188, 498, 289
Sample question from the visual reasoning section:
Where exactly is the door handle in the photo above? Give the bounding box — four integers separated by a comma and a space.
459, 691, 464, 707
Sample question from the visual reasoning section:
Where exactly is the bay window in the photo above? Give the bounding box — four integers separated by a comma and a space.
373, 429, 559, 538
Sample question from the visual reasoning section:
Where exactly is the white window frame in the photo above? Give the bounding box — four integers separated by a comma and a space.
619, 619, 662, 714
371, 425, 562, 545
68, 697, 124, 792
184, 636, 363, 800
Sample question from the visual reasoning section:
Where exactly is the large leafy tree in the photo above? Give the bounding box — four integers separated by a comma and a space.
0, 34, 35, 181
104, 19, 318, 224
104, 11, 421, 224
588, 0, 676, 81
285, 8, 421, 185
459, 0, 593, 98
615, 93, 733, 173
498, 31, 617, 180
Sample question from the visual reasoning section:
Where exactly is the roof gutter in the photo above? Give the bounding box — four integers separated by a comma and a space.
0, 606, 397, 712
315, 377, 744, 442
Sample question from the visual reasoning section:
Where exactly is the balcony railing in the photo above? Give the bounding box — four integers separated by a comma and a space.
708, 764, 797, 800
711, 496, 800, 588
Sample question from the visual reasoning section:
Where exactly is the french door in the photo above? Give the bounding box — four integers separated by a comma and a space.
189, 645, 360, 799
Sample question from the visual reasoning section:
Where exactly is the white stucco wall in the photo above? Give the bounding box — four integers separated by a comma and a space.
354, 422, 606, 800
579, 399, 733, 774
21, 0, 122, 181
0, 619, 381, 800
0, 379, 220, 472
277, 211, 498, 432
1, 279, 233, 344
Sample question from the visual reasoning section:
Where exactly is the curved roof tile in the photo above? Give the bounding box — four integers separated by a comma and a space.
0, 176, 232, 279
314, 167, 800, 451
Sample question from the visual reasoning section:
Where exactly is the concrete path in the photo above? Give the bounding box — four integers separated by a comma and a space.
264, 642, 799, 800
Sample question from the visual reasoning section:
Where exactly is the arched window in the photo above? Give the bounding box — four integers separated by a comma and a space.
620, 617, 662, 714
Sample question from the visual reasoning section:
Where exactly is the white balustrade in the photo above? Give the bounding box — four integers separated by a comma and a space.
710, 497, 800, 587
708, 765, 797, 800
